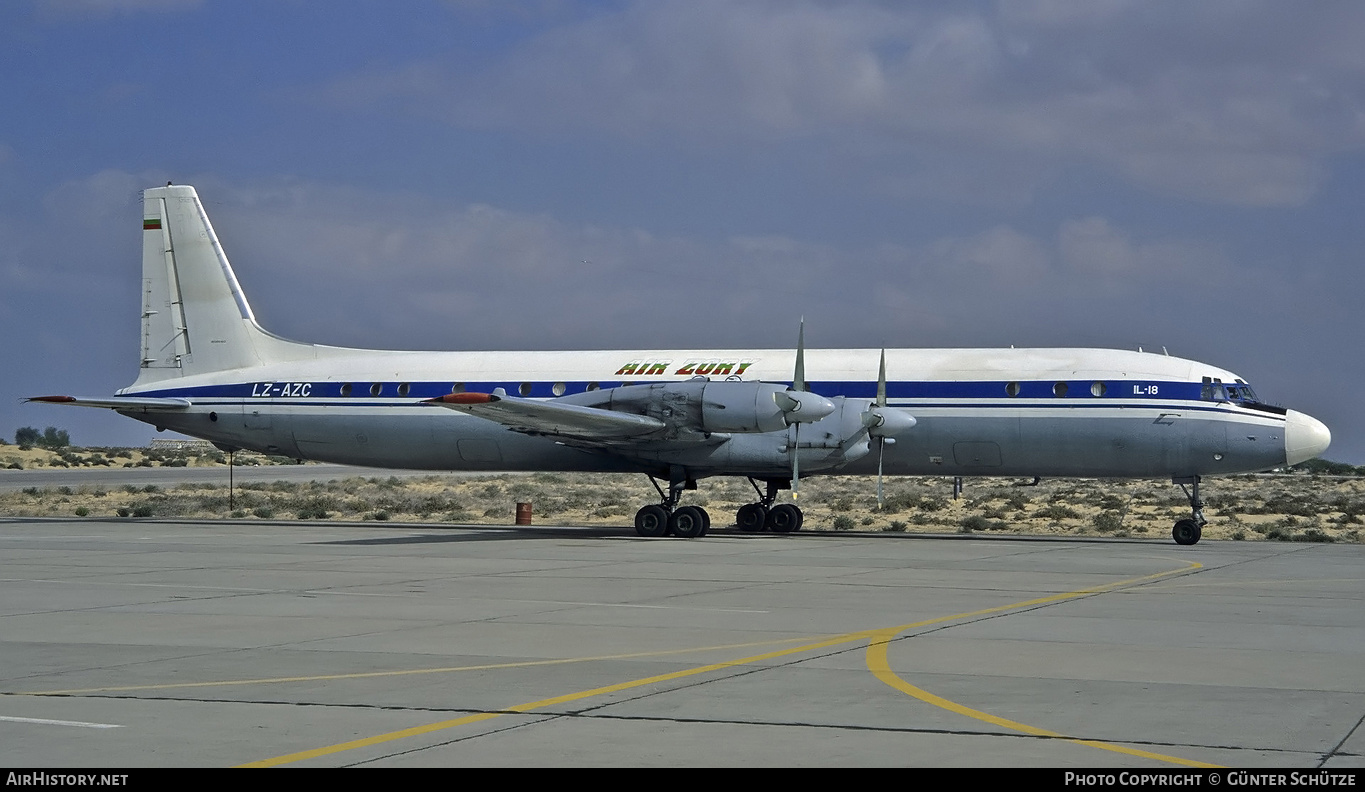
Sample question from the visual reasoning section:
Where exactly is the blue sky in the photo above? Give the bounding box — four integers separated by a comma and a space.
2, 0, 1362, 463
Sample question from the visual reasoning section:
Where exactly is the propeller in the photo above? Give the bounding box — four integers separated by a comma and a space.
790, 320, 807, 499
776, 319, 834, 499
861, 349, 916, 508
876, 349, 887, 507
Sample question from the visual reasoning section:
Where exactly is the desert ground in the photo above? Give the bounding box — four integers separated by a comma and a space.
1, 443, 1360, 542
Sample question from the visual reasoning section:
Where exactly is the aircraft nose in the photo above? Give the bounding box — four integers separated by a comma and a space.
1284, 410, 1332, 466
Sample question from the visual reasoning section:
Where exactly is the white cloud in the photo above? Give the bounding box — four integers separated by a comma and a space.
1058, 216, 1231, 299
35, 0, 201, 20
1058, 217, 1138, 275
40, 169, 146, 227
203, 179, 1253, 351
9, 171, 1290, 359
322, 1, 1365, 207
932, 225, 1052, 282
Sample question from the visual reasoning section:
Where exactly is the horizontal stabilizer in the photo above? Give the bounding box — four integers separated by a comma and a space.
26, 395, 192, 413
426, 389, 665, 441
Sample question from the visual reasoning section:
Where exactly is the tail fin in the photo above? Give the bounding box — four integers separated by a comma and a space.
134, 185, 307, 384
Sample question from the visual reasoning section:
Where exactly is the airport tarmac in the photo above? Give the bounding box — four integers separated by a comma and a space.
1, 517, 1361, 768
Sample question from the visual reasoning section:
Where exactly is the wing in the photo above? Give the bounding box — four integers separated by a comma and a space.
425, 389, 666, 443
26, 395, 192, 413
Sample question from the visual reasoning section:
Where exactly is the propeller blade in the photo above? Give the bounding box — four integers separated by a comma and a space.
877, 348, 887, 408
793, 319, 808, 392
791, 423, 801, 499
876, 437, 885, 509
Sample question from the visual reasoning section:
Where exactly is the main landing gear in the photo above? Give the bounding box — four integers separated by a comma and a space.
634, 471, 711, 539
632, 475, 805, 538
1172, 475, 1206, 546
735, 478, 804, 533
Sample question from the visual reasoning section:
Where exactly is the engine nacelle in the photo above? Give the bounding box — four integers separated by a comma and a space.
559, 379, 840, 436
698, 381, 794, 434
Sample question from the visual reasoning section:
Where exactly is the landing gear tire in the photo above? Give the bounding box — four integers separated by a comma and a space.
1172, 518, 1202, 546
669, 506, 707, 539
736, 503, 768, 532
767, 503, 803, 533
635, 505, 669, 538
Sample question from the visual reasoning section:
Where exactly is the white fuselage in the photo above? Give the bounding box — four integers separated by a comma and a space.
117, 345, 1312, 480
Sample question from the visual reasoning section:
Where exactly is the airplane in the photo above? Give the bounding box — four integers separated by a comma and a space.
29, 184, 1332, 545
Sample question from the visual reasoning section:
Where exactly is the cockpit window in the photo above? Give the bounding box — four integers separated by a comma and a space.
1204, 381, 1262, 405
1204, 377, 1284, 414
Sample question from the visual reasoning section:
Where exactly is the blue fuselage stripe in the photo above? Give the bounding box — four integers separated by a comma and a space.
129, 379, 1284, 422
134, 379, 1202, 401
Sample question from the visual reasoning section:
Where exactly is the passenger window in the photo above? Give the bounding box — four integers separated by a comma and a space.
1005, 382, 1020, 397
1053, 382, 1068, 397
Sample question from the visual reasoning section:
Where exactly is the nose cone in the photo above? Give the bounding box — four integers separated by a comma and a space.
1284, 410, 1332, 466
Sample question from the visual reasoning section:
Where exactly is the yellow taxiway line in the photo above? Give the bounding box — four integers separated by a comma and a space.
862, 560, 1220, 768
240, 559, 1213, 767
238, 631, 875, 767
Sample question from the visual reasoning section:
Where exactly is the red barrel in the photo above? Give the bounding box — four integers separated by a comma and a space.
515, 502, 532, 525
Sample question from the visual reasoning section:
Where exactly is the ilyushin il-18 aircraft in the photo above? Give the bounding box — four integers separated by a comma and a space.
31, 184, 1332, 545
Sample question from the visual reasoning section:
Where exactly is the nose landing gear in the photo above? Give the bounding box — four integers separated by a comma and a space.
1172, 476, 1206, 546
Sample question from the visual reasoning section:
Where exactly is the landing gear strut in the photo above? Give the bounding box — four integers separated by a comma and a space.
735, 478, 803, 533
1172, 476, 1206, 546
634, 468, 710, 539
